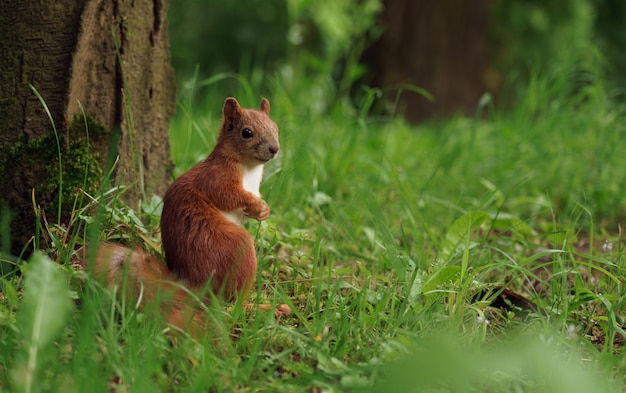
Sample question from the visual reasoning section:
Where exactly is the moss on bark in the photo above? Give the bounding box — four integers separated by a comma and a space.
0, 0, 175, 256
0, 115, 110, 255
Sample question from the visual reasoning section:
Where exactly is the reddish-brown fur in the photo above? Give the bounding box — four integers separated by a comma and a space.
89, 98, 288, 336
90, 242, 206, 335
161, 97, 279, 299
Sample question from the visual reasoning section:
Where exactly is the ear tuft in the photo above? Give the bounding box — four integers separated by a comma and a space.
260, 98, 270, 115
223, 97, 241, 120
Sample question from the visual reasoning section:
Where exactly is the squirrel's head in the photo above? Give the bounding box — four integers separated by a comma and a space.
219, 97, 280, 165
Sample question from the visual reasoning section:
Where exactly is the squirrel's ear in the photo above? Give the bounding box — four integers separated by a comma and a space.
260, 98, 270, 115
223, 97, 241, 121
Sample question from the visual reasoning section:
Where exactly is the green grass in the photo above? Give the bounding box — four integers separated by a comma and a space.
1, 69, 626, 392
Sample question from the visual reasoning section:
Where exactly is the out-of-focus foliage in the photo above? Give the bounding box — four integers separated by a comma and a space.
168, 0, 380, 81
169, 0, 381, 114
490, 0, 626, 98
490, 0, 596, 76
594, 0, 626, 89
168, 0, 289, 79
168, 0, 626, 109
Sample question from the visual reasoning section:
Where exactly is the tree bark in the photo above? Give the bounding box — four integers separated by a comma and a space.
0, 0, 176, 257
362, 0, 491, 122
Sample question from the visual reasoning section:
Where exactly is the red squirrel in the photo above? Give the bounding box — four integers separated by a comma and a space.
90, 97, 289, 334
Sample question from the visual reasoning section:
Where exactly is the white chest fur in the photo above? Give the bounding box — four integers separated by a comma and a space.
219, 164, 264, 225
242, 164, 264, 196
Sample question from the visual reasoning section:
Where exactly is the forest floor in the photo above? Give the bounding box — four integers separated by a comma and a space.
1, 76, 625, 392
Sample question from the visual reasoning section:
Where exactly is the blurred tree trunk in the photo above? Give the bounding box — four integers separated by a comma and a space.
0, 0, 176, 257
362, 0, 491, 122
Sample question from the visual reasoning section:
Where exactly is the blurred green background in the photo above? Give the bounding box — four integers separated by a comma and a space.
168, 0, 626, 118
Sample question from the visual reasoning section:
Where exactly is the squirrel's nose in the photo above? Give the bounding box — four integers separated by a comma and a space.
269, 145, 279, 155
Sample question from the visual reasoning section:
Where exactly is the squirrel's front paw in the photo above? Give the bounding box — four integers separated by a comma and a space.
243, 200, 270, 221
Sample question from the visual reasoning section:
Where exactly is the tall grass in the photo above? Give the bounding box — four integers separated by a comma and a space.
0, 66, 624, 392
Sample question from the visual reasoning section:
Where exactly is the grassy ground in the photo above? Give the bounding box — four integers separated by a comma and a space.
1, 69, 625, 392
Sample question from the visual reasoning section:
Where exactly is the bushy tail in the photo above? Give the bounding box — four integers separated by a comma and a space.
86, 242, 208, 337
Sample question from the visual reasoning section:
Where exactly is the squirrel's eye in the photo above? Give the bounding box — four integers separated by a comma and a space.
241, 128, 253, 139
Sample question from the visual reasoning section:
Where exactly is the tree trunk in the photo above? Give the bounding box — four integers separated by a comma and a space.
0, 0, 176, 257
362, 0, 491, 122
